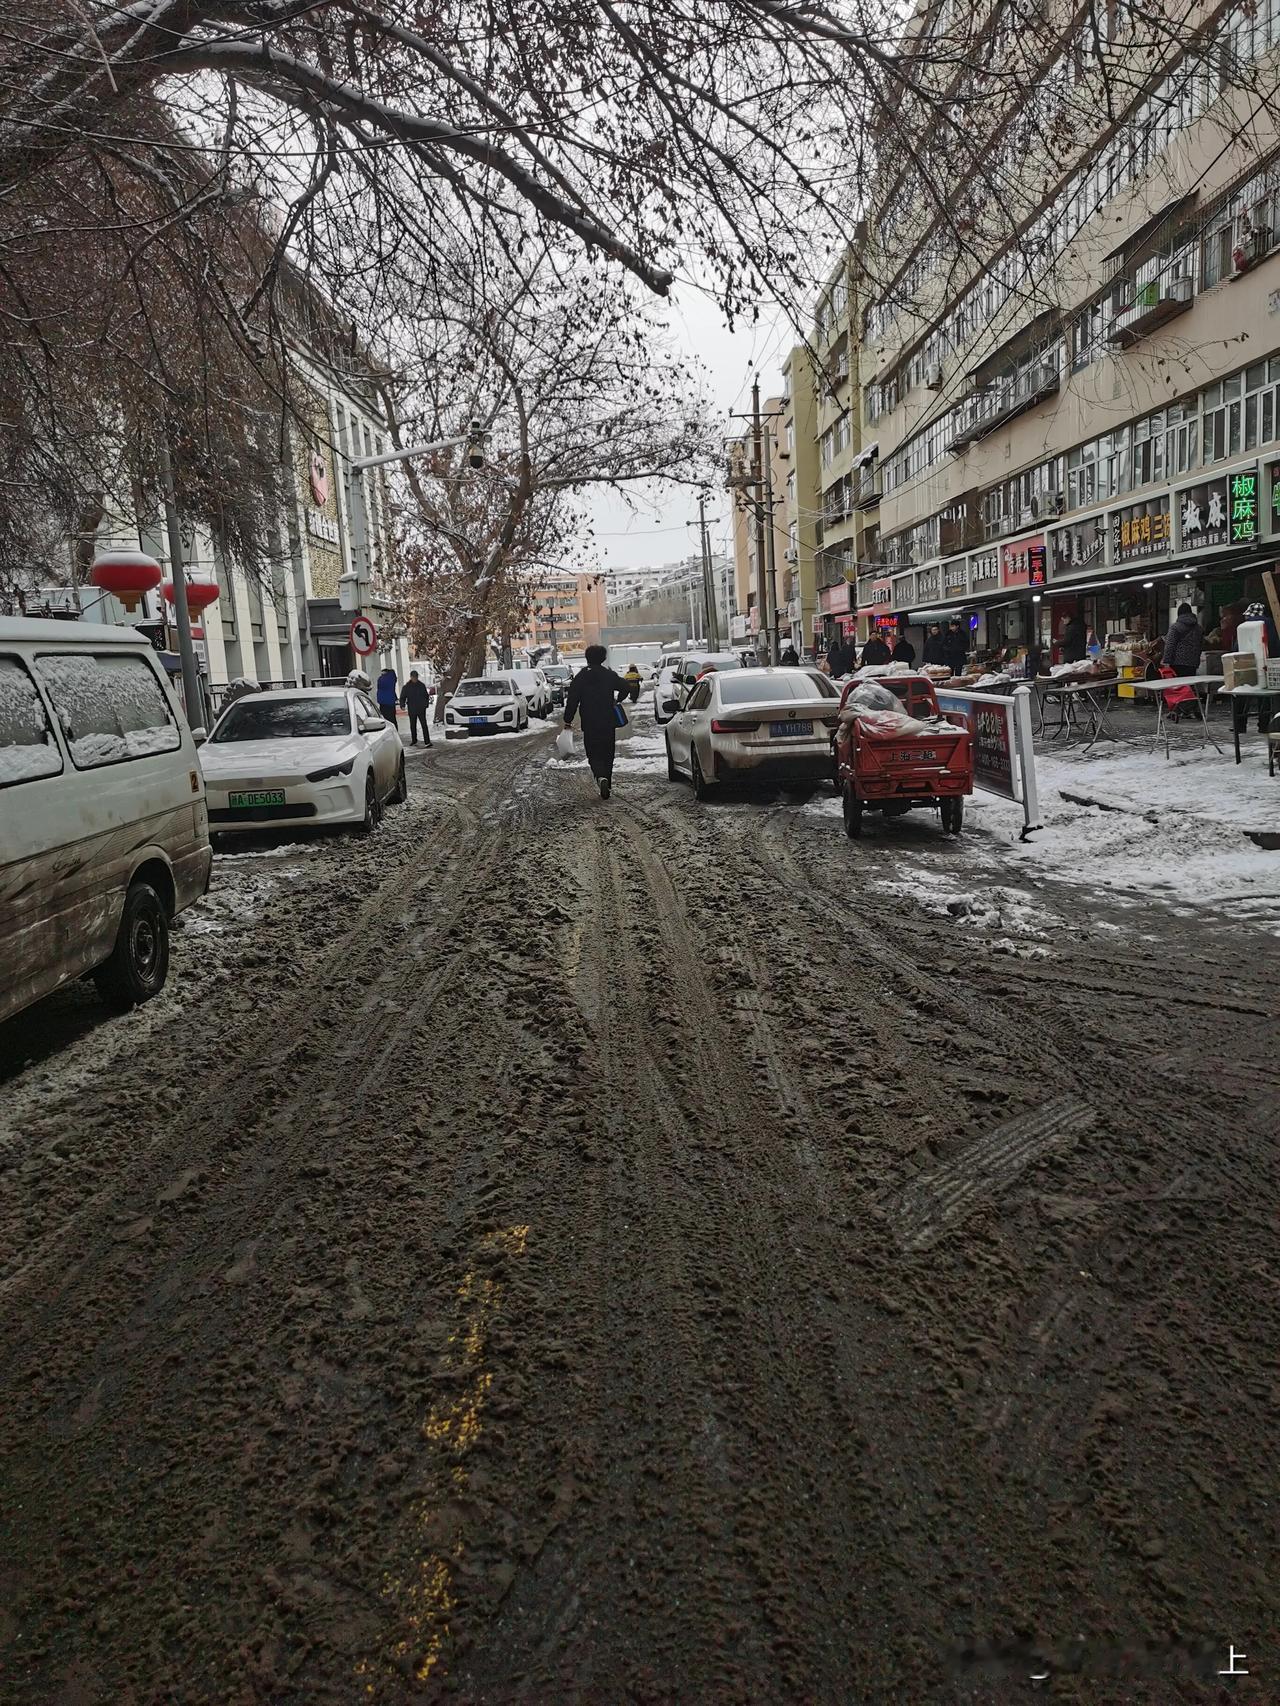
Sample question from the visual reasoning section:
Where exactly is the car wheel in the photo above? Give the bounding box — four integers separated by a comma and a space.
665, 734, 679, 781
93, 880, 170, 1011
842, 782, 863, 840
359, 773, 382, 835
691, 746, 712, 801
390, 755, 408, 805
942, 796, 964, 835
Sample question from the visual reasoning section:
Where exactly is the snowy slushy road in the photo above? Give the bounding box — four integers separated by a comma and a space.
1, 718, 1278, 1704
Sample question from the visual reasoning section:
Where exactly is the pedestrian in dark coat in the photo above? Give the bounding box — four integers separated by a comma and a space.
376, 667, 399, 725
827, 637, 850, 676
779, 644, 800, 665
564, 644, 627, 799
1061, 614, 1087, 664
922, 623, 947, 666
942, 620, 969, 676
399, 670, 432, 745
1163, 603, 1204, 676
861, 634, 892, 667
891, 635, 916, 665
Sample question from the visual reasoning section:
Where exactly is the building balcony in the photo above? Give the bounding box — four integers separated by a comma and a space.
854, 464, 882, 509
949, 358, 1060, 453
1108, 252, 1196, 350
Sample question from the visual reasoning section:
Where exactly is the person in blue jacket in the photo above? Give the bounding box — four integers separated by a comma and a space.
375, 667, 398, 725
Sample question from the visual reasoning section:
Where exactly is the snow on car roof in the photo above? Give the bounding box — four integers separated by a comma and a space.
0, 616, 156, 645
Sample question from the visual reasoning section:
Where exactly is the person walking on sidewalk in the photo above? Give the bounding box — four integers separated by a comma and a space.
623, 662, 643, 703
400, 670, 432, 746
376, 667, 399, 726
1163, 602, 1204, 676
564, 644, 627, 799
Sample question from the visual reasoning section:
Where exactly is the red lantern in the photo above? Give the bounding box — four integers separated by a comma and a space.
162, 577, 220, 615
89, 549, 162, 614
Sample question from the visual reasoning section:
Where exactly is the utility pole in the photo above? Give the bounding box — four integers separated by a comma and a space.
750, 380, 770, 663
698, 489, 721, 651
757, 395, 780, 666
158, 435, 206, 731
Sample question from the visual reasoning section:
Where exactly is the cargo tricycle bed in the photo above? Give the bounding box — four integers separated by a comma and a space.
832, 672, 974, 839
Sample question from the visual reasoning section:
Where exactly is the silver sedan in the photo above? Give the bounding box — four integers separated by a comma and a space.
663, 667, 840, 798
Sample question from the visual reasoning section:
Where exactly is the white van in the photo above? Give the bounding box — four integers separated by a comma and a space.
0, 617, 213, 1025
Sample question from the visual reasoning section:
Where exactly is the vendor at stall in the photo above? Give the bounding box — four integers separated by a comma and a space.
942, 619, 969, 676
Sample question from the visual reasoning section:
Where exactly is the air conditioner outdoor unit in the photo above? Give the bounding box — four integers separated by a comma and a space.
784, 548, 798, 563
926, 364, 944, 390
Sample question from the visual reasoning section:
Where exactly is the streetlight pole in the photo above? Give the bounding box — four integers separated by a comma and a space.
158, 435, 206, 731
346, 420, 487, 596
698, 489, 721, 651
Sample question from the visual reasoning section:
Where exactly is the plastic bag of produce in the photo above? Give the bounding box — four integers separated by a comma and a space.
844, 679, 901, 714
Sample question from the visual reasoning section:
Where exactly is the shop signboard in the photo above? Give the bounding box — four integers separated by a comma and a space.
891, 573, 914, 610
1268, 460, 1280, 537
914, 564, 941, 603
969, 548, 999, 590
1000, 532, 1047, 589
934, 686, 1040, 835
1110, 496, 1171, 563
1176, 466, 1258, 551
821, 581, 852, 614
1050, 514, 1106, 579
943, 555, 968, 594
1229, 467, 1260, 544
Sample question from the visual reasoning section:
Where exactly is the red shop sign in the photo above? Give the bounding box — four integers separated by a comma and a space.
1000, 532, 1045, 589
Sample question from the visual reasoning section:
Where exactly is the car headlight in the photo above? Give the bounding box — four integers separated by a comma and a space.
446, 711, 457, 722
306, 756, 356, 782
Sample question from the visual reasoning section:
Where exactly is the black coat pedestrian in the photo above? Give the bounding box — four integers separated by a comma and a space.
942, 628, 969, 675
400, 678, 430, 712
1061, 615, 1087, 664
565, 663, 626, 783
861, 636, 892, 667
1163, 609, 1204, 675
891, 637, 916, 665
922, 628, 947, 666
827, 639, 850, 676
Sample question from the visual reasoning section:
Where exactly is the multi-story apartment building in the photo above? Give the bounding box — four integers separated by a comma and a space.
15, 323, 408, 706
512, 570, 607, 659
607, 554, 734, 644
780, 346, 823, 653
810, 260, 875, 655
847, 0, 1280, 662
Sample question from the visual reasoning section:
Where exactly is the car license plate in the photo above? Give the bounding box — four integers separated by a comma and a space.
468, 717, 489, 727
229, 790, 285, 808
898, 749, 937, 762
769, 720, 813, 738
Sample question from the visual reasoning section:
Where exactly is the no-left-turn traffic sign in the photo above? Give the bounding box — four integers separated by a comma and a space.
349, 616, 378, 656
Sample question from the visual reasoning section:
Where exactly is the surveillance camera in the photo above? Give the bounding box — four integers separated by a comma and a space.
466, 418, 485, 470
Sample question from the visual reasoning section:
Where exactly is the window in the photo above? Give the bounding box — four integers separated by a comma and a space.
687, 681, 713, 712
213, 695, 355, 741
35, 652, 181, 770
0, 655, 63, 786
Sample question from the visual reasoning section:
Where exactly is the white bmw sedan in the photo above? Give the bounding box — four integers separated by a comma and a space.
664, 667, 840, 799
200, 687, 406, 834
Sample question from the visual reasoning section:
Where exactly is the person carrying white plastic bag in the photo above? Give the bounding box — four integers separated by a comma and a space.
562, 645, 628, 799
554, 726, 576, 759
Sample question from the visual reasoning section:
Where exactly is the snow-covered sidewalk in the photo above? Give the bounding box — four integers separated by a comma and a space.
969, 734, 1280, 932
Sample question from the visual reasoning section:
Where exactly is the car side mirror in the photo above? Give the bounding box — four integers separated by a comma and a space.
663, 698, 679, 715
190, 726, 208, 746
358, 715, 385, 734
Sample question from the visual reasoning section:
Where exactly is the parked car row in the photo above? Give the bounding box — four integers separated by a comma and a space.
1, 617, 419, 1029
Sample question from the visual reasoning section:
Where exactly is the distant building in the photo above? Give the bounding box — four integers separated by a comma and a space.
606, 553, 735, 643
511, 571, 607, 660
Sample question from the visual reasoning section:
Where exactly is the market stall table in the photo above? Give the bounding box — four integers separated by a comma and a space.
1217, 684, 1279, 764
1037, 676, 1124, 753
1128, 675, 1223, 758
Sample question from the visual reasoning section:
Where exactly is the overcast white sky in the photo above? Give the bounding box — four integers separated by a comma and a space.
582, 283, 792, 578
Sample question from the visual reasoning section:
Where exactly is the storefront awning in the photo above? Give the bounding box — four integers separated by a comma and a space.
907, 606, 965, 623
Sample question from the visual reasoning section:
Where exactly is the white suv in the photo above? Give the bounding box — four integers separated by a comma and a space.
508, 667, 553, 718
444, 677, 529, 737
